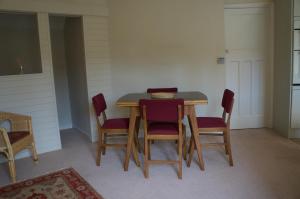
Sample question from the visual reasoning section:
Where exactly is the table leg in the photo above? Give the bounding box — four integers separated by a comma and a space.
124, 107, 138, 171
188, 105, 205, 170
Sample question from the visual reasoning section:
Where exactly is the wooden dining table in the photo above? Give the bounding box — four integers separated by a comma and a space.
116, 91, 208, 171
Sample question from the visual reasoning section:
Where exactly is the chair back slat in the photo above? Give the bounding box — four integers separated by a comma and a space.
147, 87, 178, 93
221, 89, 234, 114
140, 99, 184, 122
92, 93, 107, 117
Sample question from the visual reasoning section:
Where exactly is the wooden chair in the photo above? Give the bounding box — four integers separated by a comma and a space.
187, 89, 234, 167
146, 87, 178, 145
0, 112, 38, 183
140, 99, 185, 179
92, 93, 140, 167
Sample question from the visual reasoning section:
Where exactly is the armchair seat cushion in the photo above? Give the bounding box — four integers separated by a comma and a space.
8, 131, 30, 144
102, 118, 130, 129
148, 122, 179, 135
197, 117, 227, 128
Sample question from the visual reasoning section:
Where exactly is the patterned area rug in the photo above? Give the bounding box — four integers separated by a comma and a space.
0, 168, 103, 199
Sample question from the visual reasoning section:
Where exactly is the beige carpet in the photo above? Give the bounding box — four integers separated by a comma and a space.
1, 128, 300, 199
292, 139, 300, 146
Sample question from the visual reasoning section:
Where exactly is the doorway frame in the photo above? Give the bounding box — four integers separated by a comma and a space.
224, 2, 274, 128
49, 14, 92, 143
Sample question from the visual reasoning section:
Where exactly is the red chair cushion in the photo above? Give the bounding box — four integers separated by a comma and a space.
197, 117, 227, 128
102, 118, 129, 129
148, 122, 179, 135
8, 131, 30, 144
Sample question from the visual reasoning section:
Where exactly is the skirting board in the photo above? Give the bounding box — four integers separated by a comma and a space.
291, 128, 300, 138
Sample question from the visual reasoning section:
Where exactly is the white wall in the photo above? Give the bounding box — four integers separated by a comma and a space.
50, 16, 72, 130
83, 16, 113, 141
273, 0, 293, 138
108, 0, 226, 119
0, 0, 277, 157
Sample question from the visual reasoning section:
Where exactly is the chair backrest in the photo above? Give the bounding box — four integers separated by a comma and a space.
221, 89, 235, 114
140, 99, 184, 123
92, 93, 107, 117
147, 87, 178, 93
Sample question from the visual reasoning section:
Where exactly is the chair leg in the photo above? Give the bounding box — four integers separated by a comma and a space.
8, 159, 16, 183
30, 142, 38, 162
135, 117, 142, 153
223, 131, 229, 155
188, 135, 193, 154
134, 131, 142, 153
131, 139, 141, 167
148, 140, 151, 160
187, 137, 195, 167
225, 129, 234, 166
144, 138, 149, 178
96, 131, 103, 166
178, 137, 183, 179
102, 133, 107, 155
183, 128, 187, 160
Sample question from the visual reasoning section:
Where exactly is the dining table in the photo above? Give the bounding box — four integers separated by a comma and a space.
116, 91, 208, 171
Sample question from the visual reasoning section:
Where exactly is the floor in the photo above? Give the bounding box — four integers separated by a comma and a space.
1, 128, 300, 199
292, 139, 300, 146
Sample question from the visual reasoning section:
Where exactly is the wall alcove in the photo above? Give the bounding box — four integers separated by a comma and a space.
0, 12, 42, 76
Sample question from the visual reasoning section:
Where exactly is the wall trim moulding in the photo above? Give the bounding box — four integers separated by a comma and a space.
0, 0, 109, 17
224, 2, 273, 9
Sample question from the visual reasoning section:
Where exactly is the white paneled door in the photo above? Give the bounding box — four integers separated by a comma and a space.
224, 5, 273, 129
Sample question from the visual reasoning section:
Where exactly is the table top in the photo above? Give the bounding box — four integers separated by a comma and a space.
116, 91, 208, 107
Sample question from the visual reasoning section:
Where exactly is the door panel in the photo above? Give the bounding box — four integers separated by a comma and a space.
225, 7, 272, 129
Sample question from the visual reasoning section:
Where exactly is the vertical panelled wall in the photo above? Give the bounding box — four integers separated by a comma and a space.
83, 16, 112, 142
0, 13, 61, 158
0, 0, 110, 160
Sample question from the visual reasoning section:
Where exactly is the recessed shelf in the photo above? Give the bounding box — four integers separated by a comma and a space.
0, 12, 42, 76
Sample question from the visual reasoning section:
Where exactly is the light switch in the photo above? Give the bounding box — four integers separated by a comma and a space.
217, 57, 225, 64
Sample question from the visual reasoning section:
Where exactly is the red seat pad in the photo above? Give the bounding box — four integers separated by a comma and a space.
102, 118, 130, 129
148, 122, 179, 135
8, 131, 30, 144
197, 117, 227, 128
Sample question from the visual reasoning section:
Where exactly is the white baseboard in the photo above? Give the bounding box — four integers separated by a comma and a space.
291, 128, 300, 138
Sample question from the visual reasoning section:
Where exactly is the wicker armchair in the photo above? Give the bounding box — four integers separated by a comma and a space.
0, 112, 38, 182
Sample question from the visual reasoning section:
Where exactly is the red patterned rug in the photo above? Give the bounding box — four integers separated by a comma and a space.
0, 168, 103, 199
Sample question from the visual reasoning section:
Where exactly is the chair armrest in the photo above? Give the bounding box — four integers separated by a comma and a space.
0, 128, 11, 148
0, 112, 33, 133
0, 112, 31, 121
0, 128, 14, 159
